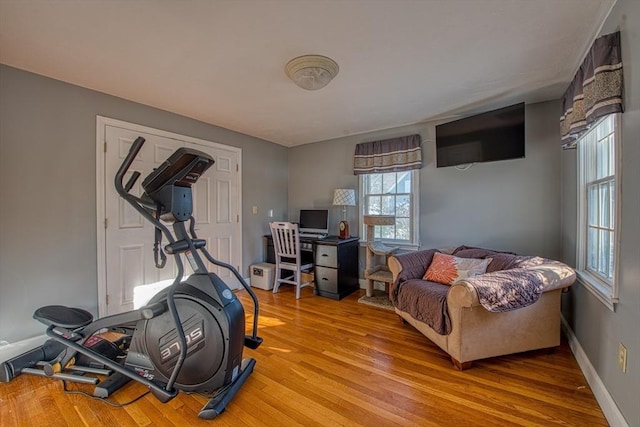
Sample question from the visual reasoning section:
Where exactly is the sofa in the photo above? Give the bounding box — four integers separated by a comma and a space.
388, 246, 575, 370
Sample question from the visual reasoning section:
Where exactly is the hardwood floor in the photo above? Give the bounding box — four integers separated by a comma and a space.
0, 286, 607, 426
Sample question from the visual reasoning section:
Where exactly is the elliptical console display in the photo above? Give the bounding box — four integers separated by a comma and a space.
1, 137, 262, 419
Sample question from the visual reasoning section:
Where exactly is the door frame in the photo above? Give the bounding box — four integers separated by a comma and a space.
96, 116, 243, 317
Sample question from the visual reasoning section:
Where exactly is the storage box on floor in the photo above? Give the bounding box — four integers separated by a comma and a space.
250, 262, 275, 290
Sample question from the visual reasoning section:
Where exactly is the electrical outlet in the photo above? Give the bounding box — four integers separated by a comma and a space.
252, 206, 258, 215
618, 343, 627, 373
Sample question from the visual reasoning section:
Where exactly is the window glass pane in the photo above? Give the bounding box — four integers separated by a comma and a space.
396, 195, 410, 217
586, 132, 596, 182
587, 227, 598, 270
367, 196, 381, 215
599, 182, 610, 227
395, 218, 410, 240
397, 172, 412, 193
609, 135, 615, 176
382, 173, 396, 194
596, 139, 606, 179
380, 225, 395, 239
588, 185, 598, 226
609, 231, 615, 280
599, 229, 610, 277
610, 180, 615, 229
604, 138, 611, 177
368, 175, 381, 194
597, 114, 611, 139
381, 195, 395, 215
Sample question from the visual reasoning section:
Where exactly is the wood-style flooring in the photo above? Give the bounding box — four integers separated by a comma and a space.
0, 286, 607, 426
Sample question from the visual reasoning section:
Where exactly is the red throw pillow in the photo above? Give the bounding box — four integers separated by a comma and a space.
424, 253, 492, 285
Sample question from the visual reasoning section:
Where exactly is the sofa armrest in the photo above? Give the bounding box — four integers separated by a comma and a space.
451, 261, 576, 312
448, 282, 480, 308
515, 262, 576, 291
388, 256, 403, 283
388, 249, 438, 305
446, 261, 576, 310
389, 249, 439, 283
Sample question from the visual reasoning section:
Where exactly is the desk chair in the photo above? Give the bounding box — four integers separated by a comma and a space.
269, 222, 314, 299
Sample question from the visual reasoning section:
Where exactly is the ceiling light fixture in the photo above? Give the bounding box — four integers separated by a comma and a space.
285, 54, 339, 90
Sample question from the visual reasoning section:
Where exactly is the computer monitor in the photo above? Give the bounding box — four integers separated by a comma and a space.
299, 209, 329, 235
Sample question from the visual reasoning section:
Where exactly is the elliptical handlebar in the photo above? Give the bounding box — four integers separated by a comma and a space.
113, 136, 187, 393
113, 137, 175, 246
115, 137, 145, 198
188, 217, 263, 349
114, 137, 157, 212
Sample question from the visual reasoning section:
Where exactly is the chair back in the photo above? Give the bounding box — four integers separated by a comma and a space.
270, 222, 301, 261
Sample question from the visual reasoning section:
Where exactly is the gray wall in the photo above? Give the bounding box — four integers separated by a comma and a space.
289, 101, 563, 267
561, 0, 640, 424
0, 65, 288, 343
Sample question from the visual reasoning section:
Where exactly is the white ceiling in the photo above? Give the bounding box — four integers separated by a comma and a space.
0, 0, 615, 147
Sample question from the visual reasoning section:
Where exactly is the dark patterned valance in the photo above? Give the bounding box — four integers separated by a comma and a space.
353, 134, 422, 175
560, 31, 624, 149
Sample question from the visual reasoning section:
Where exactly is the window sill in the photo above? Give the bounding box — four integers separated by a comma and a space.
576, 271, 618, 312
358, 240, 420, 252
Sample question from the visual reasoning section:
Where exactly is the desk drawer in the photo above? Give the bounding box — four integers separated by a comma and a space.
315, 245, 337, 267
315, 266, 338, 294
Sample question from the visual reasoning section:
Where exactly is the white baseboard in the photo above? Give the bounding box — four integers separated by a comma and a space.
0, 335, 48, 365
561, 316, 629, 427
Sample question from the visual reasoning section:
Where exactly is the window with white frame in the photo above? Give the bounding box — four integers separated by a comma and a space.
576, 113, 620, 308
359, 170, 419, 248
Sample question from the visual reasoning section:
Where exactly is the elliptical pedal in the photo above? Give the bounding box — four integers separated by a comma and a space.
94, 372, 132, 398
21, 367, 99, 385
198, 358, 257, 420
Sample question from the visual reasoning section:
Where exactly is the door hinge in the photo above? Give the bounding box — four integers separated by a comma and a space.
237, 214, 240, 223
104, 142, 107, 153
236, 163, 239, 172
106, 294, 110, 305
104, 218, 108, 229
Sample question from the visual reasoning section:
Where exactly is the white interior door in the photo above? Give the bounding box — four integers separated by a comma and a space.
98, 118, 242, 316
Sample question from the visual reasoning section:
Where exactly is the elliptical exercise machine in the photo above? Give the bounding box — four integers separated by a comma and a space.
0, 137, 262, 419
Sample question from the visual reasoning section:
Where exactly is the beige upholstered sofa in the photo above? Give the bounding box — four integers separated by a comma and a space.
388, 246, 575, 370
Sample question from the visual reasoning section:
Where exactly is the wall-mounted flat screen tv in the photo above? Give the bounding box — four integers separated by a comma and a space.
435, 102, 525, 168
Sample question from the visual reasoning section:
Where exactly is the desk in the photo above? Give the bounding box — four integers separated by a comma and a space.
264, 235, 359, 300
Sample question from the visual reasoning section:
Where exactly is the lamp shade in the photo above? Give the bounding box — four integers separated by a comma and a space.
333, 189, 356, 206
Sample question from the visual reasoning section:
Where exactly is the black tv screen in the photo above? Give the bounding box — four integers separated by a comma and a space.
435, 102, 525, 168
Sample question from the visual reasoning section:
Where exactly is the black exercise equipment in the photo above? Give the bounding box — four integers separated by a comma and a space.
0, 137, 262, 419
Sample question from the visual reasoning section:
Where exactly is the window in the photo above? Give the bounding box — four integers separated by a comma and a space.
359, 170, 419, 248
576, 114, 620, 309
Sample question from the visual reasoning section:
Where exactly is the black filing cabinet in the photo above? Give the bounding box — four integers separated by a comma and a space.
313, 236, 359, 300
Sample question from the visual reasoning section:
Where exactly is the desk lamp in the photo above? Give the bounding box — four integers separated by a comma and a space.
332, 189, 356, 239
